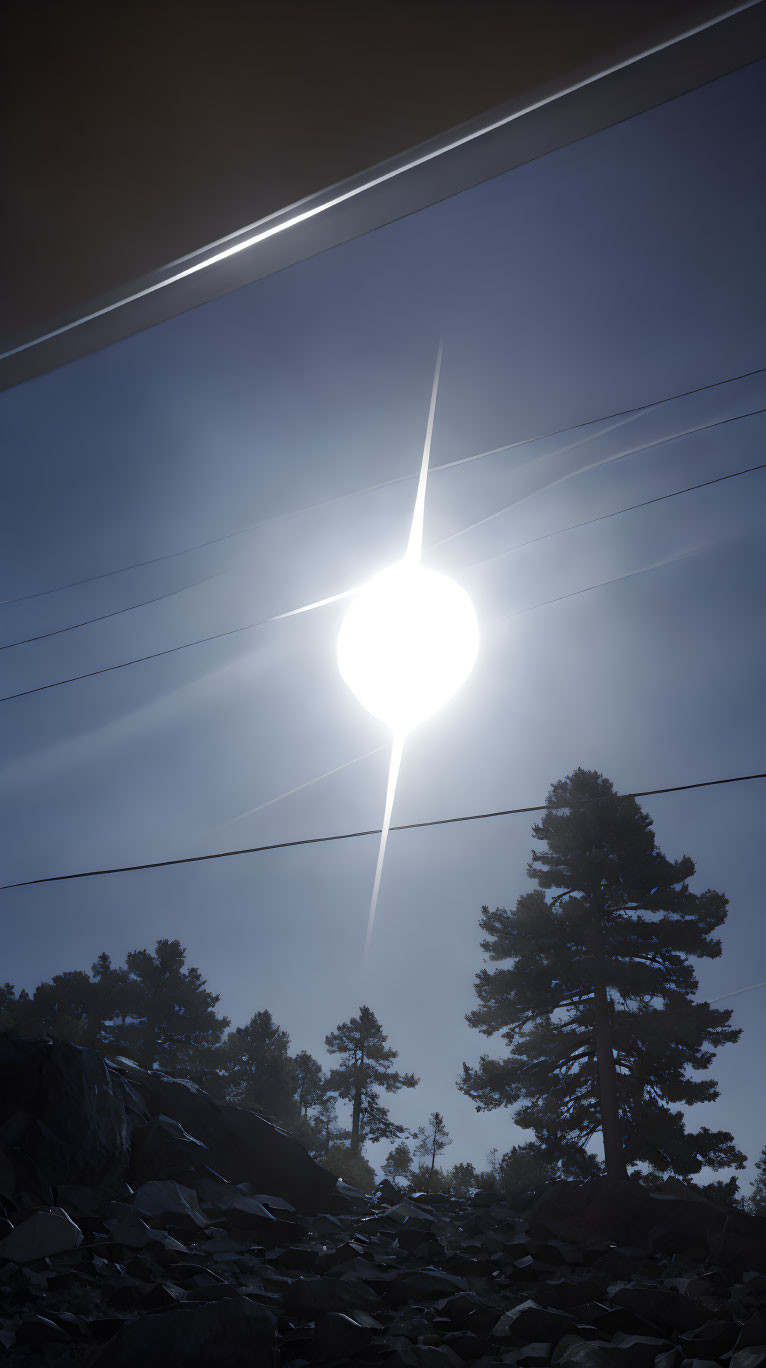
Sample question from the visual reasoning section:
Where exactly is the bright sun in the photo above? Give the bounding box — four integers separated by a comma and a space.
337, 559, 479, 734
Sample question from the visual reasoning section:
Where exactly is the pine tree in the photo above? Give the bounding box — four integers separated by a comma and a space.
293, 1051, 327, 1117
325, 1005, 418, 1153
323, 1142, 376, 1193
747, 1144, 766, 1216
0, 983, 28, 1031
448, 1161, 478, 1197
216, 1009, 298, 1124
116, 939, 229, 1078
413, 1111, 452, 1174
25, 953, 129, 1050
459, 768, 746, 1182
382, 1141, 414, 1184
304, 1092, 347, 1160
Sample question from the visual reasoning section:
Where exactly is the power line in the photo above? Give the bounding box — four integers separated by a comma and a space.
463, 458, 766, 572
3, 424, 764, 703
7, 417, 764, 657
0, 569, 223, 652
0, 588, 356, 703
431, 407, 766, 553
3, 363, 764, 608
1, 771, 763, 891
4, 442, 765, 660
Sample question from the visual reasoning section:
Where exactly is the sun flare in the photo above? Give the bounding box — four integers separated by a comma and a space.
337, 559, 479, 735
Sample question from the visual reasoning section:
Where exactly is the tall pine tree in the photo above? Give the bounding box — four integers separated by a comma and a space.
326, 1005, 418, 1153
116, 939, 229, 1078
747, 1144, 766, 1216
459, 768, 746, 1181
216, 1009, 298, 1125
413, 1111, 452, 1174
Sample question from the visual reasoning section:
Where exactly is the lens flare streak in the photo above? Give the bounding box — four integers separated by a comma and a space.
362, 345, 444, 954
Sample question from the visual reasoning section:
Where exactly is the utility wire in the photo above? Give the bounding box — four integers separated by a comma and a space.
0, 569, 223, 651
1, 771, 764, 890
0, 588, 356, 703
5, 443, 765, 658
3, 363, 764, 608
460, 459, 766, 572
431, 407, 766, 553
3, 425, 764, 703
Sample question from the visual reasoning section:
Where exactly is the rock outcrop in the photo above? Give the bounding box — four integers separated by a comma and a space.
1, 1035, 765, 1366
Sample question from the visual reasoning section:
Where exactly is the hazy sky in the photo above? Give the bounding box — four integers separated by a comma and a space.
2, 59, 765, 1186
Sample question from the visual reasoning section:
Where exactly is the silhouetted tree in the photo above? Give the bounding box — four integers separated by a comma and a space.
460, 769, 746, 1182
747, 1144, 766, 1216
216, 1009, 297, 1123
323, 1142, 376, 1193
495, 1139, 601, 1202
303, 1092, 347, 1159
0, 983, 27, 1031
638, 1168, 743, 1208
24, 953, 129, 1050
293, 1051, 325, 1116
448, 1161, 478, 1197
413, 1111, 452, 1174
382, 1141, 413, 1184
326, 1005, 418, 1153
411, 1164, 452, 1194
114, 939, 229, 1078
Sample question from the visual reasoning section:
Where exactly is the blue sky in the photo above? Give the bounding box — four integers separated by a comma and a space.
2, 58, 765, 1185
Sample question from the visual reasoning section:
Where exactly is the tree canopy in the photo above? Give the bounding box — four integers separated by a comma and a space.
459, 768, 746, 1182
215, 1008, 298, 1124
326, 1005, 418, 1152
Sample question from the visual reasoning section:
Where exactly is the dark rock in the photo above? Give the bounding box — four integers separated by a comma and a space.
111, 1058, 336, 1211
0, 1206, 83, 1262
442, 1329, 495, 1360
105, 1208, 187, 1251
313, 1310, 374, 1358
377, 1179, 402, 1204
129, 1114, 210, 1185
527, 1178, 766, 1270
678, 1320, 740, 1358
141, 1280, 188, 1309
388, 1268, 470, 1302
609, 1335, 676, 1368
535, 1279, 606, 1310
547, 1343, 615, 1368
728, 1353, 766, 1368
440, 1292, 502, 1335
284, 1275, 381, 1315
0, 1149, 15, 1199
386, 1342, 465, 1367
732, 1314, 766, 1351
55, 1179, 133, 1220
91, 1295, 276, 1366
0, 1038, 131, 1187
655, 1352, 683, 1368
132, 1178, 210, 1230
677, 1360, 721, 1368
14, 1313, 71, 1346
583, 1308, 665, 1339
494, 1301, 577, 1344
195, 1177, 275, 1225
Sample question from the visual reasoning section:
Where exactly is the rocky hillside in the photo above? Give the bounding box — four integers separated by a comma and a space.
1, 1035, 764, 1366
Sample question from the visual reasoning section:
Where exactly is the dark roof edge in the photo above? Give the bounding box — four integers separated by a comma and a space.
1, 0, 763, 391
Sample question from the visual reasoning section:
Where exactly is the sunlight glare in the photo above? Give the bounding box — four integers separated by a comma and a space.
337, 559, 479, 734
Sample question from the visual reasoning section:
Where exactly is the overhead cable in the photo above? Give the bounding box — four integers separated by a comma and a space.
2, 427, 763, 701
1, 771, 764, 890
3, 363, 764, 608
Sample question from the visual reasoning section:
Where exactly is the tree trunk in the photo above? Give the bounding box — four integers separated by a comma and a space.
351, 1086, 362, 1153
593, 981, 627, 1179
